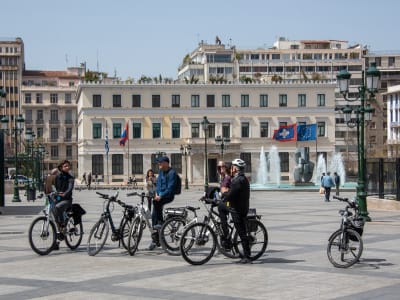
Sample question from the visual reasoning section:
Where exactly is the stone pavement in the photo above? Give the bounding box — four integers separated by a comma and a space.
0, 187, 400, 300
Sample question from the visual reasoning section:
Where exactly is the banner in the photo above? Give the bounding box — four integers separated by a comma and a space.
273, 124, 297, 142
297, 124, 317, 141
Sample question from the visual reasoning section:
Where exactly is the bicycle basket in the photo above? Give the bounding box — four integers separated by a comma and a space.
164, 207, 187, 219
350, 217, 364, 238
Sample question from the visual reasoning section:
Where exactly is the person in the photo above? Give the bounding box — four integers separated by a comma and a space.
217, 161, 232, 250
333, 172, 340, 196
44, 168, 59, 195
149, 156, 177, 250
87, 172, 92, 190
321, 172, 335, 202
132, 175, 138, 188
81, 172, 87, 185
320, 172, 325, 184
128, 176, 133, 187
94, 173, 98, 189
223, 158, 252, 264
145, 169, 157, 210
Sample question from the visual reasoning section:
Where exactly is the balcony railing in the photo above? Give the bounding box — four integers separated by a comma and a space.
36, 119, 44, 124
49, 119, 60, 125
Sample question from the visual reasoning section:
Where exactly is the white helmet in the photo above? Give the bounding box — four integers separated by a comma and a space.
232, 158, 246, 168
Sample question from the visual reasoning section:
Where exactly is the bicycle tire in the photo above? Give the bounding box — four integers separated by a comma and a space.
29, 216, 57, 255
159, 216, 186, 255
87, 217, 109, 256
120, 217, 133, 250
327, 228, 363, 268
64, 216, 83, 250
180, 223, 216, 265
127, 216, 143, 256
233, 219, 268, 261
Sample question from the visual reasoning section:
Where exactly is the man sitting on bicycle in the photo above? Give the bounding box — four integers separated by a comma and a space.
54, 160, 75, 229
221, 158, 251, 264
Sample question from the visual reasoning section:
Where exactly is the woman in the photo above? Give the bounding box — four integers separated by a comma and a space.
145, 169, 157, 210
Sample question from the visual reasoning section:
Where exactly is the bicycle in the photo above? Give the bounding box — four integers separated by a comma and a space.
327, 195, 365, 268
159, 205, 200, 255
87, 191, 136, 256
28, 192, 85, 255
126, 191, 154, 256
179, 197, 268, 265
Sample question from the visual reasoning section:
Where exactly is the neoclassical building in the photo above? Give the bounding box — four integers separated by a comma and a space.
76, 81, 336, 185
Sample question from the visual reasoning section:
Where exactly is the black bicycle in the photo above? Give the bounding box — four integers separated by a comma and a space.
180, 197, 268, 265
327, 195, 364, 268
28, 192, 85, 255
87, 191, 136, 256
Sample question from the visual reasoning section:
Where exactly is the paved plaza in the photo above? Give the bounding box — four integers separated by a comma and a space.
0, 187, 400, 300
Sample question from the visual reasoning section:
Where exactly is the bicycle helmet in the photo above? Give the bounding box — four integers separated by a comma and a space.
232, 158, 246, 168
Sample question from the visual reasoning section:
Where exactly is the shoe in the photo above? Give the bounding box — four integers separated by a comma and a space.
148, 241, 157, 250
236, 257, 252, 264
221, 239, 232, 251
57, 232, 65, 241
52, 243, 60, 251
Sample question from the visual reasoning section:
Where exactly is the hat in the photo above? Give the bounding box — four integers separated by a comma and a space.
157, 156, 170, 163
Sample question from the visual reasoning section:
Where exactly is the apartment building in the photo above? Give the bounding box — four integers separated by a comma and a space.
385, 85, 400, 157
0, 37, 24, 157
76, 81, 336, 185
20, 67, 84, 173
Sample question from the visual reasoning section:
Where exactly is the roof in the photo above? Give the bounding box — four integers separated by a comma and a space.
23, 70, 81, 79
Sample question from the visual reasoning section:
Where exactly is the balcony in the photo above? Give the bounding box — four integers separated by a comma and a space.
49, 119, 60, 125
64, 119, 76, 125
36, 119, 44, 125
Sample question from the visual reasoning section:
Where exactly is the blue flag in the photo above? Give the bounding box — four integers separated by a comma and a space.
105, 128, 109, 155
273, 124, 297, 142
297, 124, 317, 141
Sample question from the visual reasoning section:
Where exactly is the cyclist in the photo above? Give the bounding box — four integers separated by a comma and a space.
54, 160, 75, 229
223, 158, 251, 264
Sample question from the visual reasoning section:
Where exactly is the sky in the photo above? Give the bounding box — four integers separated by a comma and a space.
2, 0, 400, 80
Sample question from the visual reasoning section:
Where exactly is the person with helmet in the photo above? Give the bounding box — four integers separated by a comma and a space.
223, 158, 251, 264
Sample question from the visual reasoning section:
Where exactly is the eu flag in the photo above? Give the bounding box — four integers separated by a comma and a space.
273, 124, 297, 142
297, 124, 317, 141
119, 122, 129, 146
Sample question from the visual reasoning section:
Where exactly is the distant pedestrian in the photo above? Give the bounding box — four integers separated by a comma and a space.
333, 172, 340, 196
82, 172, 87, 185
94, 174, 98, 189
87, 172, 92, 190
321, 172, 335, 202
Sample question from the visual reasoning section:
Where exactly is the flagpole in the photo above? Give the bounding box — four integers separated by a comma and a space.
127, 122, 130, 181
105, 121, 110, 185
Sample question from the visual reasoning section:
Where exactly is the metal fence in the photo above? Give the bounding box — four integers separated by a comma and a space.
366, 158, 400, 200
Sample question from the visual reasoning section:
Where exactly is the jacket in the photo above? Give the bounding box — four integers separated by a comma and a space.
156, 168, 177, 200
321, 175, 335, 188
55, 172, 75, 200
224, 172, 250, 215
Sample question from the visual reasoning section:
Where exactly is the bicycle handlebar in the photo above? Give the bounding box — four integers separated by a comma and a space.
333, 195, 358, 209
332, 195, 349, 202
126, 191, 151, 199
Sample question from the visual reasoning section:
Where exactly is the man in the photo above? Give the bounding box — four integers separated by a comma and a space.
321, 172, 335, 202
149, 156, 177, 250
333, 172, 340, 196
224, 158, 251, 264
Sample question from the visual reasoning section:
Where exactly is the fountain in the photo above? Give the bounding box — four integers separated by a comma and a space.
314, 154, 327, 185
255, 145, 281, 187
328, 152, 346, 187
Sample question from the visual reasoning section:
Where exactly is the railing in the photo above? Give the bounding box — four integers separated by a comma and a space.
49, 120, 60, 125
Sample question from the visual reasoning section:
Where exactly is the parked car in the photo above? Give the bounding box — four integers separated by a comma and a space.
16, 175, 32, 185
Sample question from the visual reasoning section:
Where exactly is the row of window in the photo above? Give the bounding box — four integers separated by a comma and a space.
93, 121, 327, 139
92, 93, 326, 108
24, 93, 73, 104
240, 52, 359, 61
25, 109, 74, 122
48, 145, 73, 159
25, 126, 74, 140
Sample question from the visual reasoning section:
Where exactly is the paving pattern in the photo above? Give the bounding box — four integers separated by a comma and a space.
1, 188, 400, 299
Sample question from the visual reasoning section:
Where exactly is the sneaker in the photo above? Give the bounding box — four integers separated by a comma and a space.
52, 242, 60, 251
148, 241, 157, 250
152, 224, 162, 231
236, 257, 252, 264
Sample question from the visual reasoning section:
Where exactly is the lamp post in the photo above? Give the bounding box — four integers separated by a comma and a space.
38, 144, 47, 192
336, 62, 381, 222
201, 116, 210, 192
1, 114, 25, 202
0, 89, 6, 208
215, 135, 230, 161
180, 144, 191, 190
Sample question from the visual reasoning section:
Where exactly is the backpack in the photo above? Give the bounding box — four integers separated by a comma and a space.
174, 173, 182, 195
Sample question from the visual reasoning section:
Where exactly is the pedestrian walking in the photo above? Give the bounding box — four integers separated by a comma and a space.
321, 172, 335, 202
333, 172, 341, 196
87, 172, 92, 190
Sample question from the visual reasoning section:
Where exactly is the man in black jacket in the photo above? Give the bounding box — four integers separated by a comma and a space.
54, 160, 74, 227
224, 158, 251, 264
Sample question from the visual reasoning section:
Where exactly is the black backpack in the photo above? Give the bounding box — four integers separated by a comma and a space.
175, 173, 182, 195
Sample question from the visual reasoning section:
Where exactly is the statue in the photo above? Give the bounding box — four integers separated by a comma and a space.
293, 147, 315, 183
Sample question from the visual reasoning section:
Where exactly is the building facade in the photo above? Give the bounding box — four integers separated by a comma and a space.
386, 85, 400, 157
77, 81, 336, 185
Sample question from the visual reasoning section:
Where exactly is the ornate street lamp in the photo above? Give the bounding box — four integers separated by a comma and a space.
1, 114, 25, 202
215, 135, 230, 160
180, 144, 191, 190
201, 116, 210, 192
336, 62, 381, 221
0, 89, 6, 208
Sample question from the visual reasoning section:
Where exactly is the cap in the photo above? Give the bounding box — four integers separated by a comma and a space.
157, 156, 170, 163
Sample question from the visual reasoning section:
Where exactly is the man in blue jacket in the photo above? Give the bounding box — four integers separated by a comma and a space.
321, 172, 335, 202
149, 156, 177, 250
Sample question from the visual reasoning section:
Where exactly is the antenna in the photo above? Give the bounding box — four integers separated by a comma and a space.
65, 54, 69, 67
96, 49, 99, 72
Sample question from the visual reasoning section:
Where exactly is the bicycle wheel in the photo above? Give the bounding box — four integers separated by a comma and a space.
180, 223, 216, 265
87, 217, 109, 256
327, 228, 363, 268
120, 217, 133, 250
64, 216, 83, 250
159, 216, 186, 255
234, 219, 268, 261
127, 216, 143, 256
29, 216, 57, 255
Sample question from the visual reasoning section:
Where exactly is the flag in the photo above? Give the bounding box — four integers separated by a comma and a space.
105, 127, 109, 155
297, 124, 317, 141
273, 124, 297, 142
119, 122, 129, 146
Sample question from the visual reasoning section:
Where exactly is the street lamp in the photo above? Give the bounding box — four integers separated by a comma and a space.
0, 89, 6, 208
180, 144, 191, 190
1, 114, 25, 202
336, 62, 381, 222
201, 116, 210, 192
215, 135, 230, 160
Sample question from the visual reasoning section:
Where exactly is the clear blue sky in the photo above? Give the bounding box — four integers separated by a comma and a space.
2, 0, 399, 80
